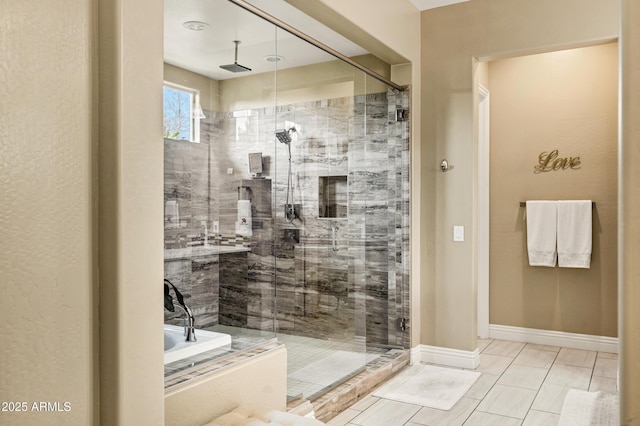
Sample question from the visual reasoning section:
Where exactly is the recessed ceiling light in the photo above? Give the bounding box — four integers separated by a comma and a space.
264, 55, 285, 63
183, 21, 210, 31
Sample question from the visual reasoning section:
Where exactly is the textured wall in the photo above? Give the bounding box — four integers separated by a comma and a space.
218, 54, 391, 112
620, 0, 640, 422
421, 0, 619, 352
98, 0, 165, 423
489, 43, 618, 336
0, 1, 97, 424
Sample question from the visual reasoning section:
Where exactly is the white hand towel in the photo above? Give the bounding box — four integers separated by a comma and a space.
526, 201, 558, 267
235, 199, 253, 236
557, 200, 592, 268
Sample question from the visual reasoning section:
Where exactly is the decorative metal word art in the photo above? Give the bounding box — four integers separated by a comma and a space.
534, 149, 581, 173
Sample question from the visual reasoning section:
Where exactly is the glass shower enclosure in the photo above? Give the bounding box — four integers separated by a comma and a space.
163, 0, 410, 402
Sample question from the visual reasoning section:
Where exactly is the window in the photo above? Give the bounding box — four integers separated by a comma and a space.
163, 83, 204, 142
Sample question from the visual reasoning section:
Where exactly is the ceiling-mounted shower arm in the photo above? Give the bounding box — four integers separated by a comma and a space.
232, 40, 240, 63
220, 40, 252, 73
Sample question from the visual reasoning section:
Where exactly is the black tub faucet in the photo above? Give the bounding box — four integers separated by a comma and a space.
164, 279, 196, 342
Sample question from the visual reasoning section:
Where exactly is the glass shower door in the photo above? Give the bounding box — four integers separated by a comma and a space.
162, 0, 410, 396
360, 76, 410, 353
273, 27, 369, 401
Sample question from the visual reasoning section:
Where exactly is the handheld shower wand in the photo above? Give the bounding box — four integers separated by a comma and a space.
275, 127, 295, 145
276, 127, 297, 222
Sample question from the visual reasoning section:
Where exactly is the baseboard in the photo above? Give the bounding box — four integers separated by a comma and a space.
489, 324, 618, 354
413, 344, 480, 369
410, 346, 422, 365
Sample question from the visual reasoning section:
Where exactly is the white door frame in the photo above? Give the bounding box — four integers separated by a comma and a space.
477, 85, 490, 339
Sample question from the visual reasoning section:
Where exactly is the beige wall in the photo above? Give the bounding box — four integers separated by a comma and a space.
98, 0, 166, 423
620, 0, 640, 422
218, 54, 390, 112
0, 1, 98, 425
167, 54, 391, 114
284, 0, 415, 66
421, 0, 619, 352
488, 43, 618, 336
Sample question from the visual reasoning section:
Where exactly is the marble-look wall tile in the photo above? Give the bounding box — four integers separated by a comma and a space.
190, 257, 219, 328
219, 252, 250, 327
163, 88, 411, 349
163, 256, 220, 329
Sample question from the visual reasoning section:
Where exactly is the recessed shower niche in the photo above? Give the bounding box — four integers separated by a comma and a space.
318, 175, 348, 219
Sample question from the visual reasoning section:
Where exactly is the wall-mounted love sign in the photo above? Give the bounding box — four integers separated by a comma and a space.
534, 149, 581, 174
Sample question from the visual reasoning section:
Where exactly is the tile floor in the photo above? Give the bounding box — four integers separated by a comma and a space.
327, 339, 618, 426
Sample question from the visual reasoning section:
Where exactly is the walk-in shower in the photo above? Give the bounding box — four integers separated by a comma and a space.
163, 0, 410, 403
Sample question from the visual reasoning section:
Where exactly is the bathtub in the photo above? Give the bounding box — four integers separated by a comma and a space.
164, 324, 232, 365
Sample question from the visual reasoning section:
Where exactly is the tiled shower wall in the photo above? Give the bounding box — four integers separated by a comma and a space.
164, 89, 410, 349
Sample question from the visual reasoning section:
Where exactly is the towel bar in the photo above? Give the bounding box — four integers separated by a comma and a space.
519, 201, 596, 207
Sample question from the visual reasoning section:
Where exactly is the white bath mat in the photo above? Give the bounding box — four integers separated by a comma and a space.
559, 390, 619, 425
372, 364, 481, 410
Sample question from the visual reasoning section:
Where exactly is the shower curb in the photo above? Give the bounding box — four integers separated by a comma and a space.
290, 349, 410, 423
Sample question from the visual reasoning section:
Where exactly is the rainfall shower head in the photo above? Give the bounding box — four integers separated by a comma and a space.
219, 40, 252, 73
220, 63, 251, 73
275, 127, 296, 144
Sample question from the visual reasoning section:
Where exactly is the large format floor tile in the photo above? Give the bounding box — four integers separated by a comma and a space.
522, 409, 560, 426
482, 340, 526, 358
463, 411, 523, 426
597, 351, 618, 360
593, 357, 618, 379
530, 383, 573, 414
589, 376, 618, 393
545, 363, 592, 389
555, 347, 597, 368
475, 384, 537, 419
326, 408, 360, 426
475, 354, 513, 375
328, 339, 619, 426
408, 397, 479, 426
465, 373, 499, 400
349, 399, 421, 426
497, 364, 548, 390
513, 347, 557, 369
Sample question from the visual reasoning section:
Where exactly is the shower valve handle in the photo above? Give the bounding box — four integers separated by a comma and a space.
332, 226, 339, 251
